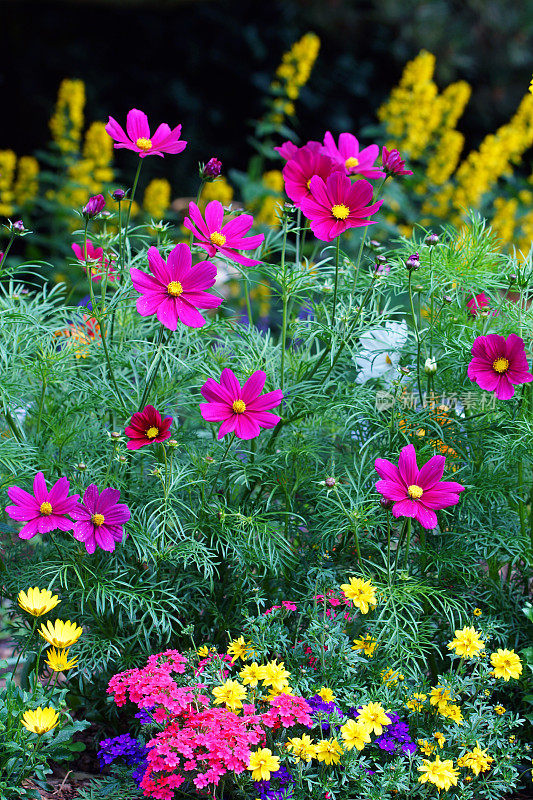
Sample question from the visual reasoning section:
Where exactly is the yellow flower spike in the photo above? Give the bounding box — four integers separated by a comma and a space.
39, 619, 83, 649
21, 706, 59, 735
44, 647, 78, 673
248, 748, 280, 781
143, 178, 171, 220
447, 626, 485, 658
49, 78, 86, 154
18, 587, 60, 617
340, 577, 377, 614
490, 649, 522, 681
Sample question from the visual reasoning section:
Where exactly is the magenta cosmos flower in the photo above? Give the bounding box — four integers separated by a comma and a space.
183, 201, 264, 268
200, 369, 283, 440
72, 240, 116, 282
105, 109, 187, 158
6, 472, 79, 540
130, 243, 222, 330
125, 405, 173, 450
375, 444, 465, 529
381, 146, 413, 177
71, 485, 130, 554
282, 143, 341, 207
322, 132, 385, 179
468, 333, 533, 399
300, 172, 383, 242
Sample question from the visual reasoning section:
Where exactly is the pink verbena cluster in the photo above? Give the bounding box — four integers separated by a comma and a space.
261, 694, 312, 729
140, 707, 264, 799
264, 600, 297, 615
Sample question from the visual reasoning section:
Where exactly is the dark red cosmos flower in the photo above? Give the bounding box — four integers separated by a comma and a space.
125, 405, 173, 450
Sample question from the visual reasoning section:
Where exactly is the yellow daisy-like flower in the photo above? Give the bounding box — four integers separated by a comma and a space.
18, 587, 60, 618
212, 679, 247, 712
227, 636, 253, 663
318, 687, 335, 702
418, 739, 436, 756
314, 738, 343, 765
340, 719, 371, 751
381, 668, 404, 685
429, 686, 453, 708
44, 648, 78, 672
439, 703, 463, 724
248, 748, 280, 781
356, 702, 391, 735
240, 662, 267, 688
490, 649, 522, 681
39, 619, 82, 649
494, 704, 506, 715
473, 607, 482, 617
21, 706, 59, 735
340, 577, 377, 614
352, 634, 378, 657
447, 626, 485, 658
261, 659, 291, 692
458, 744, 493, 775
418, 755, 459, 791
197, 645, 210, 658
406, 692, 427, 712
286, 734, 317, 762
433, 732, 446, 748
264, 684, 293, 701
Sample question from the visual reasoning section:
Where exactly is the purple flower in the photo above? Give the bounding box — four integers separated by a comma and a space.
112, 189, 126, 201
98, 734, 147, 768
135, 707, 155, 724
71, 484, 130, 554
83, 194, 106, 218
405, 253, 420, 270
381, 146, 413, 177
255, 766, 294, 800
202, 157, 222, 179
6, 472, 80, 540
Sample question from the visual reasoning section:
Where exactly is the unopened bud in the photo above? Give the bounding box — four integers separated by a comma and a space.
443, 295, 452, 303
12, 220, 25, 233
112, 189, 126, 201
369, 239, 381, 249
76, 462, 87, 471
110, 431, 121, 439
405, 253, 420, 271
424, 357, 437, 375
168, 439, 178, 447
425, 233, 439, 246
325, 476, 336, 488
380, 497, 393, 510
201, 157, 222, 180
82, 194, 105, 218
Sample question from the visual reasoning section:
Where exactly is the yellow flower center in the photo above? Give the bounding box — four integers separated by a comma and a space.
136, 137, 152, 151
40, 502, 53, 516
167, 281, 183, 297
407, 484, 424, 499
210, 231, 227, 247
232, 399, 246, 414
492, 357, 509, 373
385, 354, 392, 365
92, 513, 105, 527
345, 156, 359, 169
146, 426, 159, 439
331, 203, 350, 220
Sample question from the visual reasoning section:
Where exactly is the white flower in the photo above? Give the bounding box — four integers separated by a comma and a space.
424, 357, 437, 375
355, 321, 408, 385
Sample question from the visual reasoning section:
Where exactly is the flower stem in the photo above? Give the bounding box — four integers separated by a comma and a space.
122, 159, 143, 266
206, 434, 235, 503
189, 179, 206, 247
0, 233, 16, 272
403, 517, 412, 570
408, 270, 423, 404
138, 326, 166, 411
279, 219, 289, 393
331, 234, 341, 328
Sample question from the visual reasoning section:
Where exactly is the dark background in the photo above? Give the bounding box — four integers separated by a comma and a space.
2, 0, 533, 192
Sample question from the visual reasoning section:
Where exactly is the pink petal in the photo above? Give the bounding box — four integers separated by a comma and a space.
415, 505, 438, 530
217, 415, 238, 439
33, 472, 48, 503
220, 369, 241, 398
375, 479, 406, 501
167, 243, 192, 281
391, 498, 419, 518
156, 297, 179, 330
147, 246, 172, 284
175, 299, 207, 328
374, 458, 401, 483
246, 389, 284, 412
200, 402, 233, 422
240, 371, 266, 404
235, 414, 261, 440
398, 444, 418, 486
417, 455, 445, 490
105, 116, 130, 146
186, 202, 210, 238
205, 201, 224, 232
126, 109, 151, 143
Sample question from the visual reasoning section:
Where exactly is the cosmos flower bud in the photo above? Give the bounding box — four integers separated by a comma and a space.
381, 146, 413, 177
112, 189, 126, 201
424, 357, 437, 375
376, 255, 387, 263
369, 239, 381, 249
325, 476, 336, 488
425, 233, 439, 246
405, 253, 420, 271
202, 157, 223, 180
82, 194, 105, 219
380, 497, 393, 510
12, 219, 26, 233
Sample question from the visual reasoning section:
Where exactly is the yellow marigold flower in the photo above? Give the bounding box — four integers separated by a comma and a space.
448, 626, 485, 658
143, 178, 171, 219
286, 734, 317, 762
458, 744, 493, 775
418, 739, 436, 756
21, 706, 59, 735
490, 648, 522, 681
39, 619, 82, 649
494, 704, 506, 715
418, 755, 459, 791
197, 645, 210, 657
262, 659, 291, 692
212, 679, 246, 712
406, 693, 427, 712
227, 636, 253, 663
13, 156, 39, 206
240, 662, 267, 688
318, 687, 335, 702
433, 732, 446, 748
439, 703, 463, 724
49, 78, 85, 154
314, 737, 343, 765
356, 702, 391, 735
248, 748, 280, 781
18, 587, 60, 617
381, 668, 404, 685
44, 647, 78, 672
340, 577, 377, 614
473, 607, 482, 617
352, 634, 378, 657
340, 719, 371, 751
429, 686, 452, 708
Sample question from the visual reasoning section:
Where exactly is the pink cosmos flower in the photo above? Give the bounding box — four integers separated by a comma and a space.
6, 472, 79, 540
322, 132, 385, 179
183, 201, 264, 267
105, 108, 187, 158
381, 146, 413, 177
125, 405, 173, 450
466, 293, 490, 316
468, 333, 533, 399
300, 172, 383, 242
200, 368, 283, 440
130, 243, 222, 330
71, 484, 130, 554
274, 141, 299, 161
375, 443, 465, 529
282, 143, 341, 206
72, 240, 116, 282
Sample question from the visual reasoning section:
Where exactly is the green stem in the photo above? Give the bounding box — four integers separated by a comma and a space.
331, 234, 341, 328
279, 220, 289, 393
517, 460, 527, 543
386, 512, 391, 584
138, 327, 166, 411
100, 325, 128, 413
0, 233, 16, 272
122, 160, 143, 263
403, 517, 412, 571
36, 377, 47, 435
408, 271, 423, 404
352, 225, 369, 292
392, 517, 409, 583
206, 434, 235, 503
244, 276, 253, 327
189, 179, 206, 247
